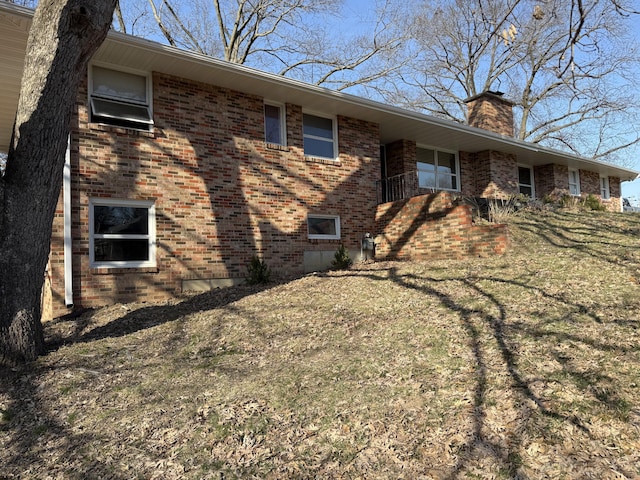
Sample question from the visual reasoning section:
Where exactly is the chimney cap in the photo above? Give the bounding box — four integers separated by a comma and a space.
464, 90, 515, 105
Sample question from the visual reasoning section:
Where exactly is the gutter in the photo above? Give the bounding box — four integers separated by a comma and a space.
64, 136, 73, 308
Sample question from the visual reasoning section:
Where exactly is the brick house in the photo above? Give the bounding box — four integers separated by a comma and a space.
0, 3, 637, 319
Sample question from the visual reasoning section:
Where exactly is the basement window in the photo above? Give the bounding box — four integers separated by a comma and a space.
307, 214, 341, 240
89, 65, 153, 130
89, 198, 156, 268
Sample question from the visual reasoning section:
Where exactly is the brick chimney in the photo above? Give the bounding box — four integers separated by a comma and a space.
465, 91, 515, 137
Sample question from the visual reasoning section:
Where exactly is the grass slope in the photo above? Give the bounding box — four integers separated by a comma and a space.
2, 210, 640, 479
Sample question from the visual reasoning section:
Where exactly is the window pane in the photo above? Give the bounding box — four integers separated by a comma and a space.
304, 137, 334, 158
308, 217, 337, 236
303, 114, 333, 139
518, 166, 532, 185
91, 98, 153, 124
438, 175, 456, 190
438, 151, 456, 170
264, 104, 282, 144
93, 66, 147, 103
418, 170, 436, 188
94, 206, 149, 235
94, 239, 150, 262
520, 186, 533, 197
417, 148, 435, 165
417, 161, 435, 172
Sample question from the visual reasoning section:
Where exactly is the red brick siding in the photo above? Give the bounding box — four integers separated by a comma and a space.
534, 163, 569, 198
457, 150, 517, 198
385, 139, 416, 178
48, 72, 380, 317
466, 94, 514, 137
375, 192, 509, 260
580, 170, 620, 212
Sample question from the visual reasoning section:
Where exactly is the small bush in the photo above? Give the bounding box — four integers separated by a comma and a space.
488, 196, 523, 223
559, 194, 580, 210
583, 194, 606, 211
246, 256, 271, 285
331, 244, 353, 270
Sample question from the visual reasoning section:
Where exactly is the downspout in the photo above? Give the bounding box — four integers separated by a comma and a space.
64, 135, 73, 308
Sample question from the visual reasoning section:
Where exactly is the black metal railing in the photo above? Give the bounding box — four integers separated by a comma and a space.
376, 171, 420, 204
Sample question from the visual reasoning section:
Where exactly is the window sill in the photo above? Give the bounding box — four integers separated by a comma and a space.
308, 238, 342, 243
91, 266, 159, 275
88, 122, 155, 138
265, 143, 289, 152
305, 156, 341, 166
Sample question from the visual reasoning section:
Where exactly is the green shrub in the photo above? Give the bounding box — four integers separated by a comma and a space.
583, 194, 606, 211
331, 244, 353, 270
246, 256, 271, 285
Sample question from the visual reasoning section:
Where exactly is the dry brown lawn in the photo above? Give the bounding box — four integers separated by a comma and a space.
2, 209, 640, 479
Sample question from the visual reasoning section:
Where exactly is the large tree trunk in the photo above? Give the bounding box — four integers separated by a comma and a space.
0, 0, 117, 366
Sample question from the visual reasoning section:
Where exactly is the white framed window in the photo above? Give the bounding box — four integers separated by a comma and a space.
307, 214, 341, 240
568, 168, 581, 196
89, 198, 156, 268
303, 112, 337, 160
518, 165, 535, 197
600, 175, 610, 199
264, 102, 286, 146
89, 64, 153, 130
417, 147, 459, 191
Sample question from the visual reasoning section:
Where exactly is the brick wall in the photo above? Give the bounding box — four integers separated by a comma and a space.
465, 92, 515, 137
458, 150, 518, 198
385, 139, 416, 177
374, 192, 509, 260
534, 163, 568, 198
48, 71, 380, 317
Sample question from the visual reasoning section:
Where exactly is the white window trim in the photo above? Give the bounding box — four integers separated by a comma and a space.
517, 164, 535, 198
307, 214, 341, 240
302, 110, 338, 160
264, 101, 287, 146
88, 62, 153, 129
568, 168, 581, 196
89, 198, 156, 268
600, 175, 610, 199
416, 145, 460, 192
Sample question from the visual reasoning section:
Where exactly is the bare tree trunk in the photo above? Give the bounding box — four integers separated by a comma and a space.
0, 0, 117, 366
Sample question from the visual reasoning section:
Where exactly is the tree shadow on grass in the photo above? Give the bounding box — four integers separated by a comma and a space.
0, 364, 131, 479
2, 279, 284, 478
329, 262, 638, 478
45, 280, 279, 352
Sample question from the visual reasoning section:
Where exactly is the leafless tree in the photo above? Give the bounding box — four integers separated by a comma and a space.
395, 0, 640, 163
0, 0, 117, 365
113, 0, 411, 92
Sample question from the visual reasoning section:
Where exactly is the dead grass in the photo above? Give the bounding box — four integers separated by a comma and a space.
2, 209, 640, 479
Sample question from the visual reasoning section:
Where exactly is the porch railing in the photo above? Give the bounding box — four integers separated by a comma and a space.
376, 171, 420, 204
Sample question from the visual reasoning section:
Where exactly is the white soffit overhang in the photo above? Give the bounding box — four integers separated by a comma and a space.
1, 2, 638, 181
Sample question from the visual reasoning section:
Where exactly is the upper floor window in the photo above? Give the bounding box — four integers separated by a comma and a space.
303, 113, 337, 160
568, 168, 581, 196
89, 198, 156, 268
417, 147, 459, 191
518, 165, 535, 197
600, 175, 610, 199
264, 102, 286, 146
89, 65, 153, 130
